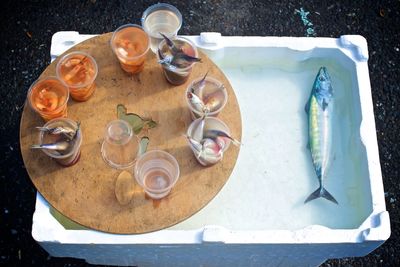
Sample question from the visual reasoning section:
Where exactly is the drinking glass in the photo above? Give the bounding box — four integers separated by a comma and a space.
101, 120, 139, 169
38, 118, 82, 167
186, 76, 227, 119
110, 24, 150, 74
56, 51, 98, 102
157, 36, 198, 85
141, 3, 182, 53
27, 77, 69, 121
186, 117, 232, 166
134, 150, 180, 199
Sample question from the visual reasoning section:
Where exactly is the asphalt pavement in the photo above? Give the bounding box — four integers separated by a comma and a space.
1, 0, 399, 266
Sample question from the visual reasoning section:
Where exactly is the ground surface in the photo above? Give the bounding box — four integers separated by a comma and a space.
0, 0, 399, 266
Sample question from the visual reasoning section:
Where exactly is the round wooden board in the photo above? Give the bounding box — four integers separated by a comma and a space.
20, 33, 241, 234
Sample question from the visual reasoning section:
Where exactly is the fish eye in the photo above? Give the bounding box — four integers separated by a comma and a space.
318, 77, 325, 82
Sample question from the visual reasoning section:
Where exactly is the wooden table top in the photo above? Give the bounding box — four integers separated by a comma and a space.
20, 33, 242, 234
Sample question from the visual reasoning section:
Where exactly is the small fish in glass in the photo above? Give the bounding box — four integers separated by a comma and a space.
186, 117, 239, 166
158, 33, 201, 68
186, 74, 228, 119
157, 34, 200, 85
31, 118, 82, 167
36, 121, 80, 140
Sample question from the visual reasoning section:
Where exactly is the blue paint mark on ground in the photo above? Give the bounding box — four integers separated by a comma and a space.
295, 7, 316, 37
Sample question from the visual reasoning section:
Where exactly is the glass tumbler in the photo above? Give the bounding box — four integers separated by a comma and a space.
101, 120, 139, 169
39, 118, 82, 167
110, 24, 150, 74
27, 76, 69, 121
56, 51, 98, 102
186, 117, 232, 166
157, 36, 199, 85
141, 3, 183, 53
134, 150, 180, 199
186, 76, 228, 120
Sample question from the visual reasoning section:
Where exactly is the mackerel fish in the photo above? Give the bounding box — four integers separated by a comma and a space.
304, 67, 338, 204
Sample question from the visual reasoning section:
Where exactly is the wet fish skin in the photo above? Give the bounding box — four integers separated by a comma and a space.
36, 121, 79, 141
204, 129, 241, 146
187, 91, 206, 113
159, 32, 201, 68
30, 141, 70, 151
171, 53, 201, 66
185, 135, 223, 163
185, 135, 203, 158
160, 32, 180, 54
304, 67, 338, 205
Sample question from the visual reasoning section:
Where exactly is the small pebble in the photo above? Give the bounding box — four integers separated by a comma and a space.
11, 229, 18, 235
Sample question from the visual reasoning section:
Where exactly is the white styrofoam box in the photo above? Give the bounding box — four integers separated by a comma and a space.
32, 32, 390, 267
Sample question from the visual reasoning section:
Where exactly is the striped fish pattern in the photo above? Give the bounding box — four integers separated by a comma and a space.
304, 67, 338, 204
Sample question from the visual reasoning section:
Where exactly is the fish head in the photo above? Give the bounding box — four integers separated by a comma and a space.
313, 67, 333, 110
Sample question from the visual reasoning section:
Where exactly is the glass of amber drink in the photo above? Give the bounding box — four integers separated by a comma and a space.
111, 24, 150, 74
56, 51, 98, 102
28, 77, 69, 121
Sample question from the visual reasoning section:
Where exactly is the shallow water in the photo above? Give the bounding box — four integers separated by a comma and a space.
171, 47, 373, 230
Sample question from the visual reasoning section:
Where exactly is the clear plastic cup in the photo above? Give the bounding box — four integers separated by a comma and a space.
56, 51, 98, 102
186, 76, 228, 120
157, 36, 199, 85
110, 24, 150, 74
141, 3, 183, 53
186, 117, 231, 166
38, 118, 82, 167
101, 120, 140, 169
27, 76, 69, 121
134, 150, 180, 199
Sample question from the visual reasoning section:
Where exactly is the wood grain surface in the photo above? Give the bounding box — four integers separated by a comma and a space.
19, 33, 242, 234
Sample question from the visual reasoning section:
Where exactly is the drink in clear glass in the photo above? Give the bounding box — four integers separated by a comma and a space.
56, 51, 98, 102
111, 24, 150, 74
134, 150, 180, 199
141, 3, 182, 53
28, 77, 69, 121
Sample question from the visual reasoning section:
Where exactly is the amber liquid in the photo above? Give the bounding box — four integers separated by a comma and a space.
29, 79, 68, 121
112, 27, 149, 73
58, 54, 96, 101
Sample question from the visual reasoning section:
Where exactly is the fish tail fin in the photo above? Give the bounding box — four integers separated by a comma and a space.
304, 186, 338, 204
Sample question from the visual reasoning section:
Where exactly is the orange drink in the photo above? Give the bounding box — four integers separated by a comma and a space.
56, 51, 98, 102
111, 24, 150, 74
28, 77, 69, 121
